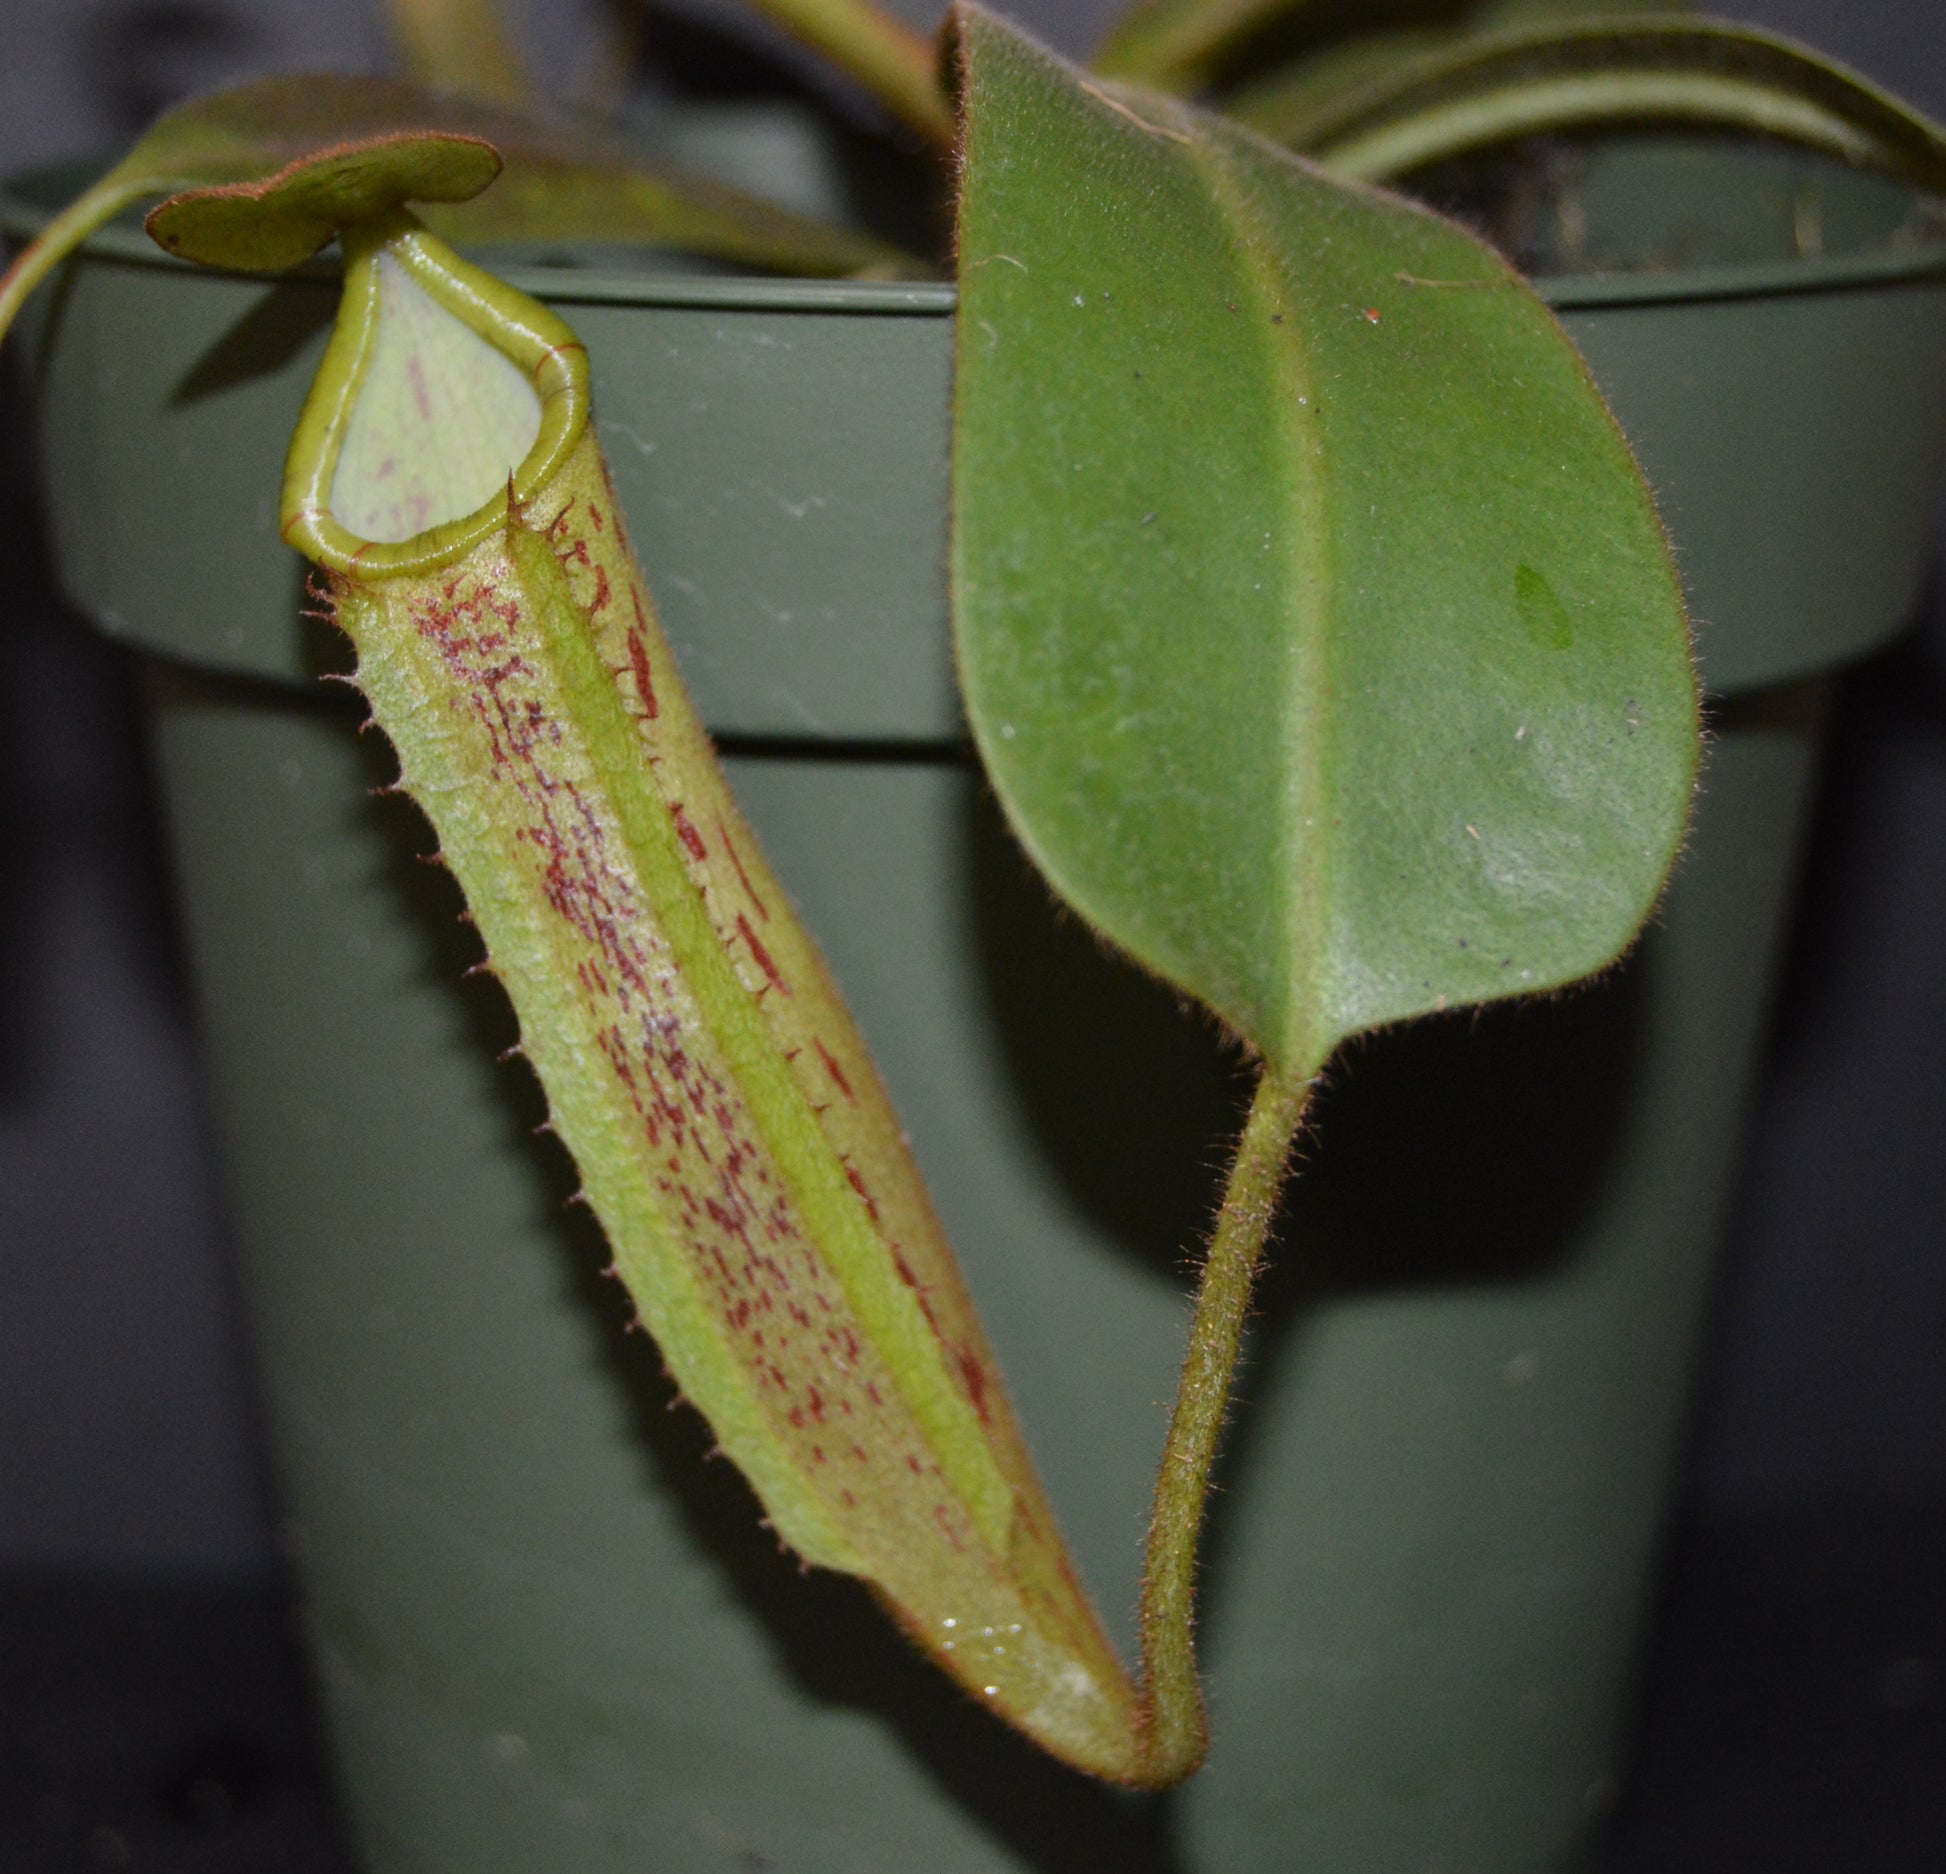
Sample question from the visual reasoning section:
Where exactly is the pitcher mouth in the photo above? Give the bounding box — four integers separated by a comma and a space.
281, 213, 590, 578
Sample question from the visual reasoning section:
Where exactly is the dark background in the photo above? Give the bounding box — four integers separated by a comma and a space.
1, 1, 1942, 1868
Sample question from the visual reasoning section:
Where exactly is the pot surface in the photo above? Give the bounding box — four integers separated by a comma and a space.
7, 137, 1945, 1871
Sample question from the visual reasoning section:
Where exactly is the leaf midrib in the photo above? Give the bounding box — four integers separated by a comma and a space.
1179, 108, 1335, 1079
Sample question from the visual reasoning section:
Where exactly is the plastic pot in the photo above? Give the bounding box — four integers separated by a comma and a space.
8, 140, 1946, 1872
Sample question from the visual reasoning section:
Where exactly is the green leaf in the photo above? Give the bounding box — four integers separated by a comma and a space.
1227, 18, 1946, 187
0, 74, 917, 350
1474, 0, 1690, 19
1207, 26, 1485, 136
1089, 0, 1324, 93
1089, 0, 1687, 96
1201, 1, 1689, 138
727, 0, 956, 146
951, 5, 1697, 1081
413, 128, 925, 277
376, 0, 534, 104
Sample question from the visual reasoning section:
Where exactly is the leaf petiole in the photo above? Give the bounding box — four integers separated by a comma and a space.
1136, 1066, 1313, 1785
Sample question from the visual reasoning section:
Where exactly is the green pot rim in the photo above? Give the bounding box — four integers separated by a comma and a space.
5, 159, 1946, 317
